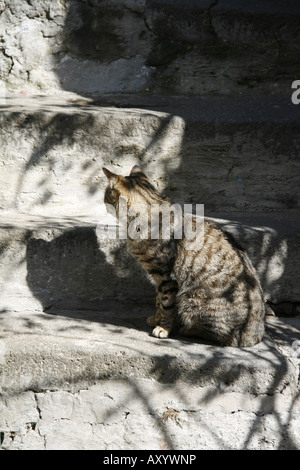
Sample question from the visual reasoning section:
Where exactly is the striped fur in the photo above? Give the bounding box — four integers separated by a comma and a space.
103, 166, 265, 347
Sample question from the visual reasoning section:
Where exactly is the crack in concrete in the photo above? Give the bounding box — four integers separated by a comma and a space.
1, 377, 299, 450
0, 47, 14, 75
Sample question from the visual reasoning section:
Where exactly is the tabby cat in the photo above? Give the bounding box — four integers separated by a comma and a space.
103, 165, 265, 347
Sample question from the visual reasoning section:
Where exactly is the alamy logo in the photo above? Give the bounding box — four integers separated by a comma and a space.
291, 80, 300, 105
97, 198, 204, 248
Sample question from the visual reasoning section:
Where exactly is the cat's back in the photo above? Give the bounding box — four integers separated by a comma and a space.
174, 218, 265, 346
175, 218, 247, 286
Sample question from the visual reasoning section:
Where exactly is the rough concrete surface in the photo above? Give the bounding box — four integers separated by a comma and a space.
1, 0, 299, 96
0, 94, 299, 215
0, 310, 300, 450
0, 211, 299, 313
1, 379, 300, 450
0, 0, 300, 451
0, 95, 299, 314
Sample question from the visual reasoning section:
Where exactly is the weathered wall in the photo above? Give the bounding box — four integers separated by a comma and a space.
0, 2, 300, 451
0, 1, 299, 312
1, 0, 299, 96
1, 1, 299, 215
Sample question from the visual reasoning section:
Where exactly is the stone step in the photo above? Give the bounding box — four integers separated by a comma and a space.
0, 211, 299, 314
2, 0, 300, 96
0, 94, 299, 310
0, 311, 299, 449
1, 0, 300, 451
1, 94, 299, 215
0, 309, 299, 397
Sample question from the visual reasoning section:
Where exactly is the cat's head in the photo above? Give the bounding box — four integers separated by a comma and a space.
102, 165, 162, 214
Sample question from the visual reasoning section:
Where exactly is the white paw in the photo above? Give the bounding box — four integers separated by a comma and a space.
152, 326, 169, 339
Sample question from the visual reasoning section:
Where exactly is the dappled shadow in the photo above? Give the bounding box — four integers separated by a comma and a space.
0, 98, 188, 214
1, 212, 299, 449
1, 0, 300, 451
14, 112, 96, 208
1, 315, 299, 448
1, 0, 298, 314
0, 107, 99, 211
206, 214, 298, 308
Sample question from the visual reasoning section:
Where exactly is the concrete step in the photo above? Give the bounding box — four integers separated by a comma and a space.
0, 309, 299, 395
1, 210, 299, 449
1, 0, 300, 451
0, 211, 299, 314
2, 0, 300, 96
0, 309, 299, 449
1, 94, 299, 215
0, 94, 299, 309
1, 377, 300, 450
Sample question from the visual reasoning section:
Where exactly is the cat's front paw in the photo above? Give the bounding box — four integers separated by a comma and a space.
152, 326, 169, 339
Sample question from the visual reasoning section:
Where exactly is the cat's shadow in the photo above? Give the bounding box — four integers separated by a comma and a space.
25, 224, 216, 345
25, 225, 156, 333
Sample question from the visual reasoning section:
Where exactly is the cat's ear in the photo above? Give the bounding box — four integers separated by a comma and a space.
130, 165, 145, 176
102, 167, 119, 187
